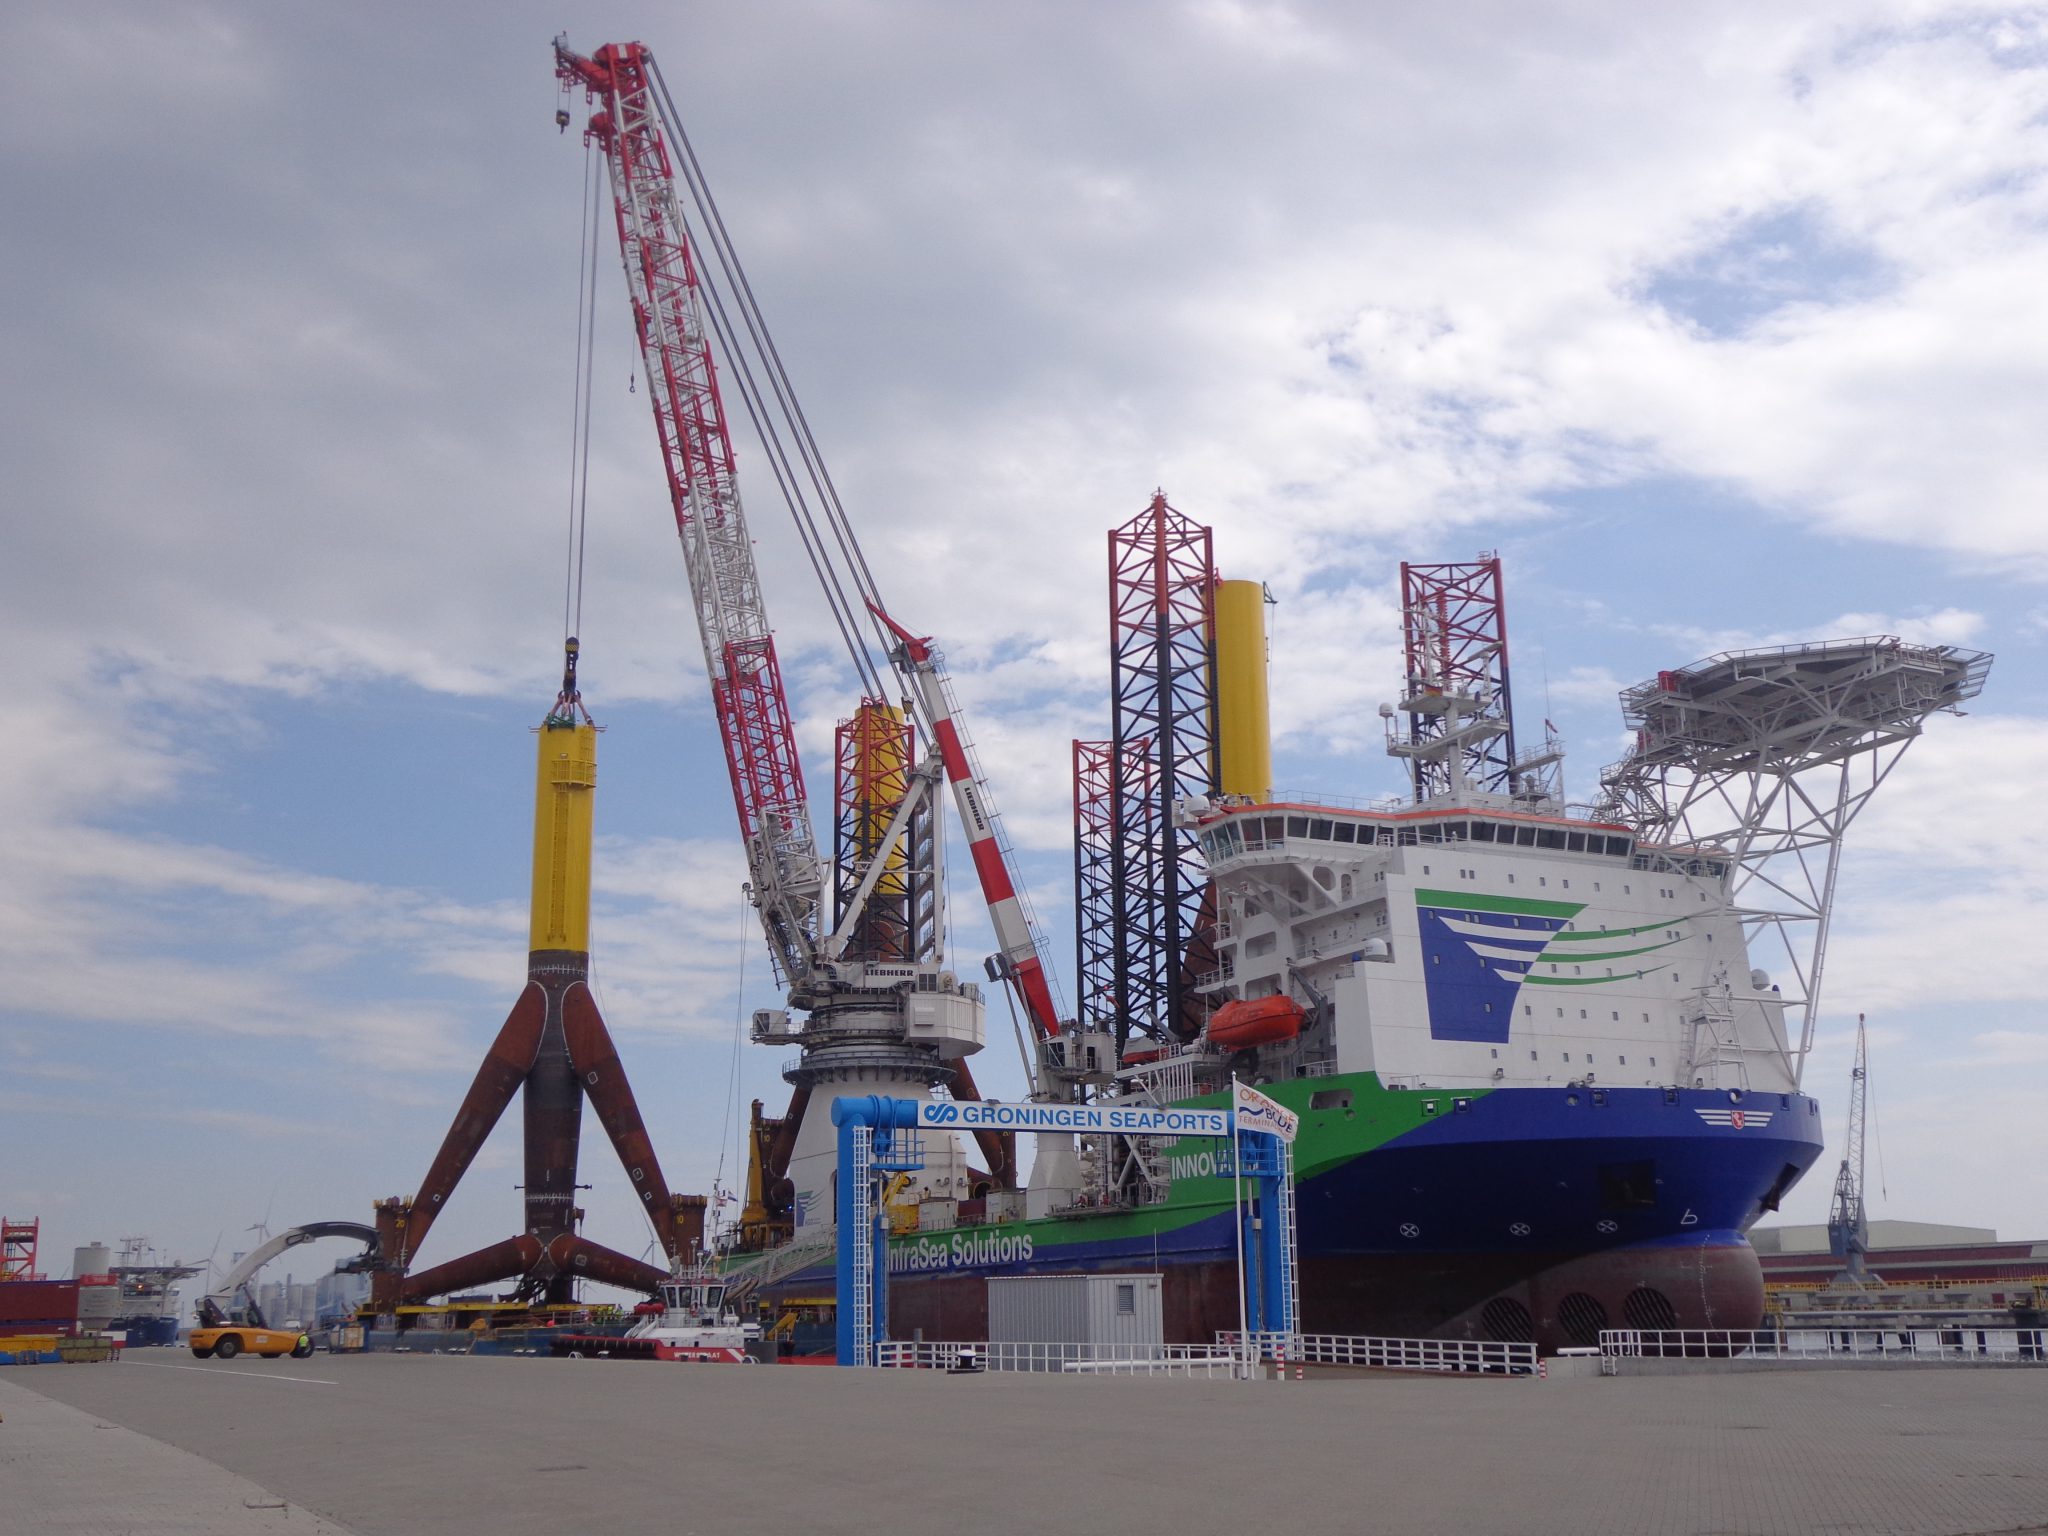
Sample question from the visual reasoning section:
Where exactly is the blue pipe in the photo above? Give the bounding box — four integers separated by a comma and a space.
830, 1096, 920, 1366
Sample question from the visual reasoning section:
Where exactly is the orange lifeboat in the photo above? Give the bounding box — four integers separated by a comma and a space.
1207, 996, 1306, 1051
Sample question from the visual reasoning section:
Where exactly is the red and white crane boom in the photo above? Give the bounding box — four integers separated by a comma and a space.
556, 38, 1068, 1201
553, 39, 821, 993
870, 605, 1064, 1045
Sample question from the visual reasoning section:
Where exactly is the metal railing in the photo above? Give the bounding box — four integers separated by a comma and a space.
1227, 1331, 1538, 1375
1600, 1327, 2048, 1370
874, 1339, 1244, 1374
1062, 1355, 1243, 1378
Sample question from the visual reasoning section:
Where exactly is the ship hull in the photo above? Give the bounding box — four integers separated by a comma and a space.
749, 1075, 1824, 1354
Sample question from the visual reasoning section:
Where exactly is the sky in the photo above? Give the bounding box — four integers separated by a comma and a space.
5, 0, 2048, 1295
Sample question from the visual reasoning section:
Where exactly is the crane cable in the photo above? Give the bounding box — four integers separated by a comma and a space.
646, 58, 898, 711
563, 136, 602, 649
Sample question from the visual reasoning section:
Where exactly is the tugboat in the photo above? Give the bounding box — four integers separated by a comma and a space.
552, 1268, 759, 1363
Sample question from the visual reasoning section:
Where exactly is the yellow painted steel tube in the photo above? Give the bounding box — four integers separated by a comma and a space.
530, 721, 597, 953
851, 701, 909, 896
1214, 579, 1272, 801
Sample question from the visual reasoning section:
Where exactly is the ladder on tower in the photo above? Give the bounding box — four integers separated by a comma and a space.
1684, 984, 1748, 1089
1277, 1141, 1300, 1336
850, 1128, 874, 1367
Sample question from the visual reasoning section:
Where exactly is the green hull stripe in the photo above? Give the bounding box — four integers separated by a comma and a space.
1523, 967, 1658, 986
1546, 914, 1702, 943
1528, 938, 1680, 964
1414, 888, 1582, 919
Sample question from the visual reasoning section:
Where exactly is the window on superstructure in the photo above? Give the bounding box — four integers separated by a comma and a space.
1567, 832, 1586, 852
1619, 1055, 1626, 1065
1538, 829, 1565, 850
1310, 819, 1332, 839
1473, 822, 1497, 842
1287, 817, 1308, 837
1516, 827, 1536, 846
1334, 823, 1355, 843
1538, 877, 1547, 887
1265, 817, 1285, 842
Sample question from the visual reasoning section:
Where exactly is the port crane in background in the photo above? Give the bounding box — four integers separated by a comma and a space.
554, 37, 1066, 1220
1828, 1014, 1877, 1286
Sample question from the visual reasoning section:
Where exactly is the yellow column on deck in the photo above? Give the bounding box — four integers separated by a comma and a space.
849, 701, 911, 897
530, 720, 597, 954
1214, 578, 1272, 802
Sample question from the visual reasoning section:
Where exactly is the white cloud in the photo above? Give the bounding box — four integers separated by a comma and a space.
8, 0, 2048, 1262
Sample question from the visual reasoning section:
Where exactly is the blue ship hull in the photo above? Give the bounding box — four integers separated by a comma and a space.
767, 1082, 1826, 1352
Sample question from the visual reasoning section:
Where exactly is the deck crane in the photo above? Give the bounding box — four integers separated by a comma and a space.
553, 37, 1065, 1212
1827, 1014, 1876, 1285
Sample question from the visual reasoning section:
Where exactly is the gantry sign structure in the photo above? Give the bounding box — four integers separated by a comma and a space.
1596, 637, 1990, 1082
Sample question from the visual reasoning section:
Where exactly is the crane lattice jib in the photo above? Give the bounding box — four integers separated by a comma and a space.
558, 41, 818, 986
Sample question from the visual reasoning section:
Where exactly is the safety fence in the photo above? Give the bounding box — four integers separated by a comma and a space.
874, 1340, 1243, 1374
873, 1331, 1539, 1377
1226, 1331, 1539, 1376
1600, 1327, 2048, 1371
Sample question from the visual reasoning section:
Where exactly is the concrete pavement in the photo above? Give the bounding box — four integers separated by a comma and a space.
5, 1353, 2046, 1535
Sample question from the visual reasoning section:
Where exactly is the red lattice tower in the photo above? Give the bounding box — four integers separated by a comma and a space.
1071, 739, 1121, 1038
1106, 493, 1217, 1047
1400, 556, 1518, 799
1, 1217, 40, 1282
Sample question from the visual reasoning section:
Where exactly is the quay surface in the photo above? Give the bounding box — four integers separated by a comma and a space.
4, 1354, 2045, 1535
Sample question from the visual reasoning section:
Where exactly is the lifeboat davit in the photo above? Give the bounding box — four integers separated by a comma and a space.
1207, 996, 1306, 1051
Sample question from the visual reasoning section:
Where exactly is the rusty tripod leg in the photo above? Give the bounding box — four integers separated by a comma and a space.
371, 984, 547, 1309
561, 982, 689, 1265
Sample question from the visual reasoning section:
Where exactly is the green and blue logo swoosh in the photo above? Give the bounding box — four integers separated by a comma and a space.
1414, 888, 1691, 1042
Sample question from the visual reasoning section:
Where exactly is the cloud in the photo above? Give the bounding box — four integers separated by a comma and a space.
8, 0, 2048, 1265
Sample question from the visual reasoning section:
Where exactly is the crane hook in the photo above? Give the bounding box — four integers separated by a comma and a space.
556, 108, 572, 134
